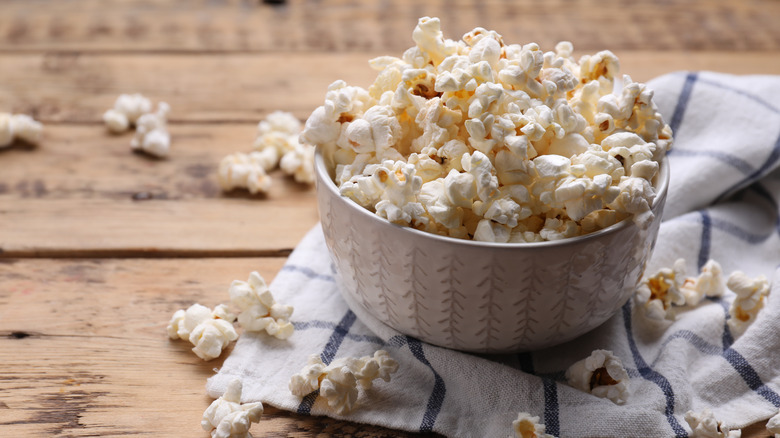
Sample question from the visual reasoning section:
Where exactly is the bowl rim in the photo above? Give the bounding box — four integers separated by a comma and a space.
314, 147, 670, 249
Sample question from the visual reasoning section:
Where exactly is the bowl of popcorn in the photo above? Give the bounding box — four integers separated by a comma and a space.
305, 17, 672, 353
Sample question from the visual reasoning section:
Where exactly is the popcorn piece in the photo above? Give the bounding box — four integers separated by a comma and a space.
167, 303, 238, 361
0, 112, 44, 147
131, 102, 171, 157
727, 271, 770, 336
202, 379, 263, 438
229, 271, 294, 339
684, 409, 742, 438
280, 143, 316, 184
635, 259, 687, 320
513, 412, 553, 438
289, 350, 399, 415
218, 152, 274, 195
103, 93, 152, 133
681, 259, 725, 306
319, 365, 359, 415
302, 17, 672, 241
565, 349, 629, 404
767, 408, 780, 438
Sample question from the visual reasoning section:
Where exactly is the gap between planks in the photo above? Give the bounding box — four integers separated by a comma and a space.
0, 248, 293, 259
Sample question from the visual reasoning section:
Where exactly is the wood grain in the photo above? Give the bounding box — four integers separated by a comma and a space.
0, 124, 319, 257
0, 258, 435, 437
1, 0, 779, 53
0, 52, 779, 124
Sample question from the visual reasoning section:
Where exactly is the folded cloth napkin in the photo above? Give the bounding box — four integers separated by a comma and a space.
207, 72, 780, 437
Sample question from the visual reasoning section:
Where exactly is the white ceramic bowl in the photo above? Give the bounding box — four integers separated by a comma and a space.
315, 149, 669, 353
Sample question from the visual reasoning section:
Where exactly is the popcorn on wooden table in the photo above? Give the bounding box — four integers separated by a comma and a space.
218, 152, 274, 195
0, 112, 43, 147
229, 271, 294, 339
202, 379, 263, 438
102, 93, 152, 133
131, 101, 171, 158
167, 303, 238, 361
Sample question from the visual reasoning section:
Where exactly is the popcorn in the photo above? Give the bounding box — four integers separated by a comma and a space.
303, 17, 672, 241
103, 93, 152, 133
727, 271, 770, 336
681, 259, 725, 306
0, 113, 44, 147
229, 271, 294, 339
684, 409, 742, 438
222, 111, 313, 195
635, 259, 687, 320
565, 349, 629, 404
279, 143, 316, 184
767, 408, 780, 438
130, 102, 171, 157
289, 350, 399, 415
167, 303, 238, 361
218, 152, 274, 195
202, 379, 263, 438
513, 412, 554, 438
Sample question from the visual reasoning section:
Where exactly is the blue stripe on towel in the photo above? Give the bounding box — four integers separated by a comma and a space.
697, 76, 780, 115
292, 320, 385, 345
320, 310, 358, 364
722, 348, 780, 407
676, 212, 775, 245
668, 72, 698, 136
405, 336, 447, 433
622, 304, 688, 437
296, 310, 357, 415
698, 211, 712, 270
715, 130, 780, 202
668, 149, 755, 175
281, 264, 337, 283
542, 378, 560, 437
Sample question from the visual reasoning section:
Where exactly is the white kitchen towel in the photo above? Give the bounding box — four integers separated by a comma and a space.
207, 72, 780, 437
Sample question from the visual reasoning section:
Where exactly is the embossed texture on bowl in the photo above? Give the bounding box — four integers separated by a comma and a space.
314, 149, 669, 353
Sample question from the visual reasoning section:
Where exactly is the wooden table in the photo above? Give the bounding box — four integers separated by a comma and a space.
1, 1, 778, 436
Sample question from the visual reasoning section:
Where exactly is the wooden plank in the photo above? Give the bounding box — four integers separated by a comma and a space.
1, 0, 779, 53
0, 124, 319, 257
0, 257, 433, 437
1, 51, 779, 123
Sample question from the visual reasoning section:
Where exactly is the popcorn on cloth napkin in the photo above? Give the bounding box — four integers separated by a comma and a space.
208, 72, 780, 437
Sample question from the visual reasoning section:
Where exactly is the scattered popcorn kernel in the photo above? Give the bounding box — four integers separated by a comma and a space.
289, 350, 399, 414
303, 17, 672, 241
727, 271, 770, 336
202, 379, 263, 438
319, 365, 359, 415
681, 259, 725, 306
513, 412, 554, 438
767, 408, 780, 437
0, 112, 44, 147
565, 349, 629, 404
229, 271, 294, 339
131, 102, 171, 157
103, 93, 152, 133
684, 409, 742, 438
635, 259, 687, 320
167, 303, 238, 361
218, 152, 274, 194
280, 143, 316, 184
